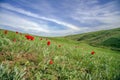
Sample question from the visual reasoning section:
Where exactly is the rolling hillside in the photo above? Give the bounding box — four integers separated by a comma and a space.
65, 28, 120, 51
0, 29, 120, 80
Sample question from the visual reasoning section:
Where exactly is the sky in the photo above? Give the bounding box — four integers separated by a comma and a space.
0, 0, 120, 37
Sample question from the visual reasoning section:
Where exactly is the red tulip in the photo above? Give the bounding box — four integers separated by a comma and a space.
30, 36, 34, 40
49, 59, 53, 64
25, 35, 34, 41
4, 30, 8, 34
25, 35, 30, 40
91, 51, 95, 55
16, 31, 18, 34
47, 41, 51, 46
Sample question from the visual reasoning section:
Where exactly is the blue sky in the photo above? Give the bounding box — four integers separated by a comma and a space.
0, 0, 120, 36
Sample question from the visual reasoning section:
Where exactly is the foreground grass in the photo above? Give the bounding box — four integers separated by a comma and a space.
0, 30, 120, 80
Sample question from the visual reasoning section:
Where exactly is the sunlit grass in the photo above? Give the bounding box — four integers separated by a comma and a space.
0, 30, 120, 80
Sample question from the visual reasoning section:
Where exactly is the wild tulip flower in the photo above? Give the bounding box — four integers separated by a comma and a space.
16, 31, 18, 34
25, 35, 30, 40
4, 30, 8, 34
91, 51, 95, 55
49, 59, 53, 64
31, 36, 34, 40
25, 35, 34, 41
47, 41, 51, 46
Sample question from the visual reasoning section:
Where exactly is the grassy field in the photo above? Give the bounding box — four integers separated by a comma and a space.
0, 29, 120, 80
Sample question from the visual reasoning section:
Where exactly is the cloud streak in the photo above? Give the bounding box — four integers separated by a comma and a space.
64, 0, 120, 33
0, 11, 49, 33
0, 3, 80, 30
0, 0, 120, 36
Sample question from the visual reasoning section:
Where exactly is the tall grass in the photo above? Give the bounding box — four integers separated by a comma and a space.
0, 30, 120, 80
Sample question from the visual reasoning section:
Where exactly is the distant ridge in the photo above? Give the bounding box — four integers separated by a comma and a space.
65, 28, 120, 51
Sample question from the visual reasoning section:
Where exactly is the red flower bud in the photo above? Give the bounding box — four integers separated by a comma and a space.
91, 51, 95, 55
49, 59, 53, 64
47, 41, 51, 46
16, 31, 18, 34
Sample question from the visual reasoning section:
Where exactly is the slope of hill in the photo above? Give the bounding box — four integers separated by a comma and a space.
65, 28, 120, 51
0, 29, 120, 80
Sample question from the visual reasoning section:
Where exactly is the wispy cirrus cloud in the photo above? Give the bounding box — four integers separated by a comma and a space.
0, 3, 80, 30
0, 11, 49, 33
0, 0, 120, 36
67, 0, 120, 28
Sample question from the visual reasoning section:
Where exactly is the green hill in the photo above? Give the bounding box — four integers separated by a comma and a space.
65, 28, 120, 51
0, 28, 120, 80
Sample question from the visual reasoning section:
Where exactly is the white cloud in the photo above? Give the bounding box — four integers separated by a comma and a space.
0, 12, 49, 33
0, 3, 80, 30
0, 5, 84, 36
0, 0, 120, 36
68, 0, 120, 29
